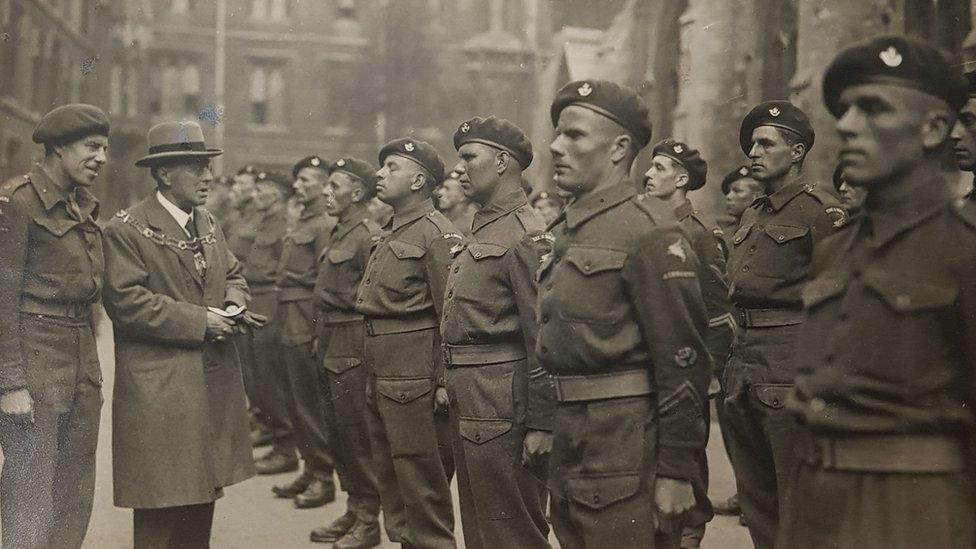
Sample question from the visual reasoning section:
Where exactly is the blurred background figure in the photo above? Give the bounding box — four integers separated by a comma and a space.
832, 165, 867, 217
530, 191, 563, 227
365, 197, 394, 228
434, 171, 476, 235
721, 165, 764, 231
205, 175, 235, 226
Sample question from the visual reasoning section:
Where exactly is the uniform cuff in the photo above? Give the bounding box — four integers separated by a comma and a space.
656, 445, 699, 480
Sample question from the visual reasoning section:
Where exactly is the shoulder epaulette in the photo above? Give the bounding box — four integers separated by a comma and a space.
361, 217, 383, 236
425, 210, 456, 234
514, 205, 545, 233
632, 193, 672, 225
0, 174, 30, 199
951, 198, 976, 231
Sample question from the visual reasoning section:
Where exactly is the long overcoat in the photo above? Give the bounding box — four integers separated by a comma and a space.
102, 194, 255, 509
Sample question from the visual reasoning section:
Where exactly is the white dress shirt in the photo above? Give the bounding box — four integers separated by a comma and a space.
156, 191, 194, 237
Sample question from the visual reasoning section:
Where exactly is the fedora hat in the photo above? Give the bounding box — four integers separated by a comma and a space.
135, 120, 223, 167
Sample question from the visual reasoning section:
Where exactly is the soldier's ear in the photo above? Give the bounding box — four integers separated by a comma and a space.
609, 134, 632, 163
410, 171, 426, 192
496, 150, 510, 175
790, 142, 807, 164
921, 109, 953, 152
350, 183, 365, 204
675, 171, 689, 189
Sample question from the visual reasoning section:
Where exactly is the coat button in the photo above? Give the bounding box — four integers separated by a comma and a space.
748, 246, 757, 253
583, 264, 591, 271
777, 235, 785, 241
741, 265, 750, 272
545, 284, 553, 291
542, 315, 549, 323
592, 494, 600, 504
474, 433, 481, 441
454, 266, 460, 273
399, 392, 406, 400
474, 251, 482, 258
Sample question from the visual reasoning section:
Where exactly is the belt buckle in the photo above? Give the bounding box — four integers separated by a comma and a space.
442, 346, 452, 366
736, 309, 748, 327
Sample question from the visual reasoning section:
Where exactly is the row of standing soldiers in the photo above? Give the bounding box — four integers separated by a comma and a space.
1, 32, 975, 549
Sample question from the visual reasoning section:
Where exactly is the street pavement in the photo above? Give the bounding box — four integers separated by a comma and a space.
76, 310, 751, 548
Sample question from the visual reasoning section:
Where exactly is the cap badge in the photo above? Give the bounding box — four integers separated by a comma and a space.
879, 46, 903, 68
739, 167, 749, 176
258, 172, 267, 179
311, 157, 321, 167
577, 82, 593, 97
336, 159, 346, 167
404, 142, 416, 152
673, 144, 684, 154
460, 122, 470, 133
769, 107, 781, 117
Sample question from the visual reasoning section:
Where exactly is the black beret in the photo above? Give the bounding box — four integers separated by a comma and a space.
237, 164, 258, 176
650, 138, 708, 191
292, 155, 328, 179
720, 165, 754, 195
823, 35, 967, 117
255, 170, 292, 196
550, 79, 652, 148
32, 104, 109, 145
454, 115, 534, 169
329, 157, 378, 198
378, 138, 445, 183
739, 101, 815, 154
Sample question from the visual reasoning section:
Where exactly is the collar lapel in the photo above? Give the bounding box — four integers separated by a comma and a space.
565, 184, 635, 230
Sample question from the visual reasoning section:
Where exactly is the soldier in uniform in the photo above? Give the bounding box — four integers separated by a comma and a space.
950, 70, 976, 200
356, 138, 460, 549
0, 104, 109, 549
272, 155, 337, 508
309, 157, 383, 548
103, 121, 259, 548
434, 171, 476, 236
539, 79, 711, 549
233, 172, 299, 475
443, 116, 554, 549
781, 35, 976, 548
723, 101, 845, 548
643, 139, 735, 548
721, 166, 764, 232
831, 165, 867, 217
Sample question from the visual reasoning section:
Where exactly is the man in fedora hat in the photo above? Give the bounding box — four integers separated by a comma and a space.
0, 103, 109, 549
102, 120, 263, 548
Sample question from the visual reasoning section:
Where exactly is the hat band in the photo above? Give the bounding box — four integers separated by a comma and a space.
148, 141, 208, 155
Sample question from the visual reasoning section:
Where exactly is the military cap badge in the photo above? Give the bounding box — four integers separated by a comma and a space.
404, 142, 416, 152
879, 45, 902, 68
673, 144, 684, 154
460, 122, 470, 133
336, 158, 346, 167
674, 347, 698, 368
739, 167, 749, 176
769, 107, 781, 117
577, 82, 593, 97
311, 157, 321, 167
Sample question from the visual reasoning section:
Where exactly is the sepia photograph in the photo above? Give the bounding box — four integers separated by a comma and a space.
0, 0, 975, 548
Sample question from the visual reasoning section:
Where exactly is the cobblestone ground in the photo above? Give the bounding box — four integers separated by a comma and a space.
76, 311, 751, 548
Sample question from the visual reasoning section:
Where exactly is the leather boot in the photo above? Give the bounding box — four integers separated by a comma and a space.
334, 519, 381, 549
309, 511, 356, 543
272, 469, 313, 498
294, 478, 336, 508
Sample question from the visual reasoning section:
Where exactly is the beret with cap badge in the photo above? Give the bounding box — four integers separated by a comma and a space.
739, 100, 815, 155
33, 103, 110, 145
550, 79, 653, 148
292, 155, 328, 179
650, 138, 708, 191
378, 138, 446, 183
329, 157, 379, 198
822, 34, 967, 117
721, 165, 755, 195
453, 115, 534, 169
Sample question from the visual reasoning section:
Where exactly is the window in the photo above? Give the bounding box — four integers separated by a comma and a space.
183, 64, 200, 113
250, 64, 285, 126
337, 0, 356, 19
252, 0, 287, 21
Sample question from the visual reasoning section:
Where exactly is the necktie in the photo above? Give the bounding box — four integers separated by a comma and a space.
184, 216, 199, 240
